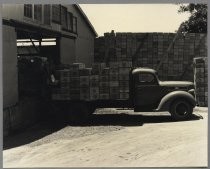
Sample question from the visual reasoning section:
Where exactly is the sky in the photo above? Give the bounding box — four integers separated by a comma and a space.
79, 4, 190, 36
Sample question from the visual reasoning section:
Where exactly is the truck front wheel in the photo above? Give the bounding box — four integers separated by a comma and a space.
170, 99, 193, 121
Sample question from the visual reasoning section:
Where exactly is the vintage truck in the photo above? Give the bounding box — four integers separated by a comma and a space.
53, 67, 196, 123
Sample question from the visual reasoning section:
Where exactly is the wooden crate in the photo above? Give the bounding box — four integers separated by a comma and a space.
90, 87, 99, 100
80, 76, 90, 88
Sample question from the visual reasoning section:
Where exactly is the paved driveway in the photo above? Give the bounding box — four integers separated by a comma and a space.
3, 107, 208, 167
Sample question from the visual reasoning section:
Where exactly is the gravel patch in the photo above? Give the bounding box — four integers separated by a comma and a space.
29, 125, 124, 147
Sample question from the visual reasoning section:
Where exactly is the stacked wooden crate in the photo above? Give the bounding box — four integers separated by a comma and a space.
94, 31, 207, 81
194, 57, 208, 106
94, 37, 105, 63
69, 63, 85, 100
90, 74, 99, 100
79, 68, 91, 101
52, 61, 131, 101
52, 63, 84, 100
52, 32, 207, 102
91, 62, 106, 100
109, 62, 119, 99
99, 67, 110, 99
119, 61, 132, 99
52, 69, 71, 100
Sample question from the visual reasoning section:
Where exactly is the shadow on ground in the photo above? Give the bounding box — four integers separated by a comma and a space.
84, 113, 201, 126
3, 112, 202, 150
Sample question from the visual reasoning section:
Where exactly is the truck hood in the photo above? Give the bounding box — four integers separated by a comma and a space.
159, 81, 194, 87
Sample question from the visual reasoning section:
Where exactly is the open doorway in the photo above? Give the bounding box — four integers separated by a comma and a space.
17, 38, 59, 99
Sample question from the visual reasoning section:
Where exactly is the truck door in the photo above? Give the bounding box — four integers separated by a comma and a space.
134, 73, 162, 110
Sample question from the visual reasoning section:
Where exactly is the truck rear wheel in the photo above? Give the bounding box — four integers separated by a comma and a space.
170, 99, 193, 121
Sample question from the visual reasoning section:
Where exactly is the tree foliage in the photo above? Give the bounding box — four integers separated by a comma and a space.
178, 4, 207, 33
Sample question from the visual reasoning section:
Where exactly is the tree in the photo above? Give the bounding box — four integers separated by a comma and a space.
178, 4, 207, 33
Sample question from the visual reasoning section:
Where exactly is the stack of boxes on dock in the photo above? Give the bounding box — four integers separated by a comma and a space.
79, 66, 91, 101
52, 31, 207, 103
52, 61, 133, 101
52, 63, 84, 100
194, 57, 208, 106
109, 62, 119, 99
94, 31, 207, 81
53, 69, 71, 100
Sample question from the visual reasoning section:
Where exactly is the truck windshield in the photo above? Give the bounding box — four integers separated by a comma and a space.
138, 73, 157, 85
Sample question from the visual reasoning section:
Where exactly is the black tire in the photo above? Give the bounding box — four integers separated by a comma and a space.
170, 99, 193, 121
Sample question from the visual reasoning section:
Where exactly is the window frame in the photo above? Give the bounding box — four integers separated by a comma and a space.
67, 12, 73, 32
61, 6, 68, 30
43, 4, 51, 25
24, 4, 33, 18
72, 16, 77, 33
52, 4, 61, 24
34, 4, 42, 22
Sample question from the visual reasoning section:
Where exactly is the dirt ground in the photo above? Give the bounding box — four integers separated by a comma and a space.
3, 107, 208, 168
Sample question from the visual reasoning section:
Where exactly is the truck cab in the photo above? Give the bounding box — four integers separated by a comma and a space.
131, 68, 196, 120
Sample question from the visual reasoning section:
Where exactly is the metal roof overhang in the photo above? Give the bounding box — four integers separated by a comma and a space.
3, 19, 77, 40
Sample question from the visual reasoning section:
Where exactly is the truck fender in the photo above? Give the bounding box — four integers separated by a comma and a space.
156, 91, 196, 111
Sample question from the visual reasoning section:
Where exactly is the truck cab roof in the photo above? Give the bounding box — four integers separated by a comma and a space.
132, 68, 157, 75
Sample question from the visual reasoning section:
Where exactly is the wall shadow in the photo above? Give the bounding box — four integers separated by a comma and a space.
3, 114, 68, 150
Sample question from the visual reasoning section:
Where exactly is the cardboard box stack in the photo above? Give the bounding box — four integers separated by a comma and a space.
194, 57, 208, 106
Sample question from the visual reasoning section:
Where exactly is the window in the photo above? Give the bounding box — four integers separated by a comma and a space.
44, 5, 51, 25
24, 4, 32, 18
61, 6, 68, 29
52, 4, 61, 24
34, 4, 42, 21
73, 16, 77, 33
138, 73, 157, 85
67, 12, 73, 31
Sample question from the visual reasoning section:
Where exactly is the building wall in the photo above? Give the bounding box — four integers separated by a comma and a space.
2, 4, 96, 136
67, 6, 95, 67
60, 37, 76, 64
3, 25, 18, 108
75, 24, 94, 67
2, 4, 96, 67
